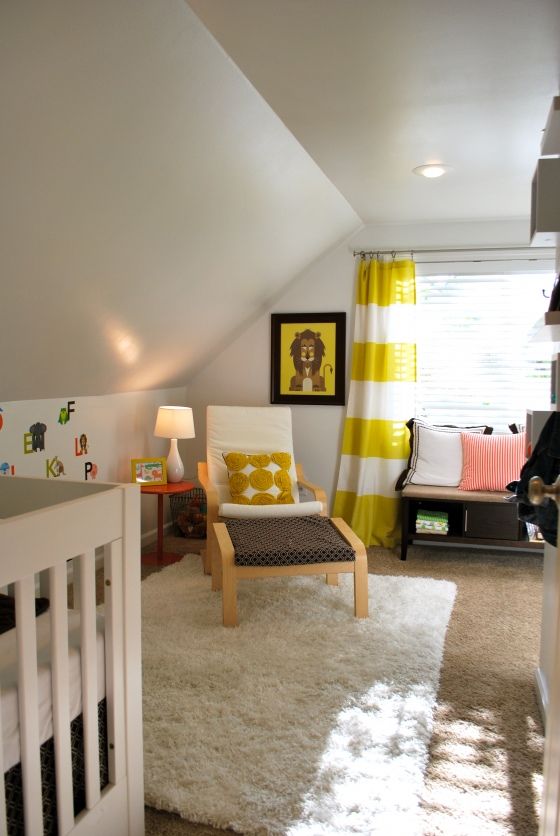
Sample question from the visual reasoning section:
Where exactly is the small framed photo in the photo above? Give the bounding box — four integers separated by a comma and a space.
131, 457, 167, 485
270, 312, 346, 405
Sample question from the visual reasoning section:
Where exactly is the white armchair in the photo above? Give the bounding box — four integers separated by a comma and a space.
197, 405, 368, 626
197, 405, 327, 577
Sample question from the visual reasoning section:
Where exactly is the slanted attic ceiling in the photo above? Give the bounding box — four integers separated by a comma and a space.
1, 0, 559, 402
0, 0, 359, 402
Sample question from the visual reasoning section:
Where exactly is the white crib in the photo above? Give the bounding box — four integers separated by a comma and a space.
0, 477, 144, 836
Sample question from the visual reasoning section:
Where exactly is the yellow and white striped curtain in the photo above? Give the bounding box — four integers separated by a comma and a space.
333, 257, 416, 547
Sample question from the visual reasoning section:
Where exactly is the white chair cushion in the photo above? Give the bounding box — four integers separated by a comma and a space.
206, 406, 299, 503
218, 501, 323, 519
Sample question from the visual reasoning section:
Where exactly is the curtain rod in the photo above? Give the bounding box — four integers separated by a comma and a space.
352, 245, 556, 264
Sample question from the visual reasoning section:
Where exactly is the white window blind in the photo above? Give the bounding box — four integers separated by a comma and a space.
415, 271, 555, 431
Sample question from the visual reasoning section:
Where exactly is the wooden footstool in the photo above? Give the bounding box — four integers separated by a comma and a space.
212, 515, 368, 627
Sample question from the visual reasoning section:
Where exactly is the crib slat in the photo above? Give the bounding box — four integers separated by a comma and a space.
49, 563, 74, 835
78, 552, 101, 809
15, 576, 44, 836
0, 685, 7, 836
71, 556, 81, 612
38, 569, 50, 599
104, 540, 126, 783
121, 483, 145, 836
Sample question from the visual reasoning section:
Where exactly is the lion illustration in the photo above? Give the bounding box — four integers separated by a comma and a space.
289, 329, 327, 392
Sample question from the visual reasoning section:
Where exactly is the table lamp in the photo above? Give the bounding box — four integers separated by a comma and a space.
154, 406, 195, 483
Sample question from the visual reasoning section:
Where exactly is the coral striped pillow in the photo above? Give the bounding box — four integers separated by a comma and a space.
459, 432, 526, 491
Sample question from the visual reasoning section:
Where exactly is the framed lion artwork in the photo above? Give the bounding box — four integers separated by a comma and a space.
270, 312, 346, 405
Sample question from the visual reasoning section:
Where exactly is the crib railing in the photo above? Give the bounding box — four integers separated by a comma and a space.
0, 479, 143, 836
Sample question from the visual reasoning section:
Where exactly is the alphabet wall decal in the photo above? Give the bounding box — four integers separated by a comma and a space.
75, 433, 89, 456
85, 461, 98, 480
28, 422, 47, 452
46, 456, 66, 478
1, 398, 105, 482
58, 400, 76, 425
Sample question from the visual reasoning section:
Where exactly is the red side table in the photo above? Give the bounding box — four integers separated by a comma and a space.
141, 480, 195, 565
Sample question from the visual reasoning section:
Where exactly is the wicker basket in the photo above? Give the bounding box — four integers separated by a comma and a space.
169, 488, 207, 538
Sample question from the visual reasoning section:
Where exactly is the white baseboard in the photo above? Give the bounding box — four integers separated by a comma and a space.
90, 521, 175, 571
32, 523, 178, 592
141, 520, 174, 548
535, 665, 548, 728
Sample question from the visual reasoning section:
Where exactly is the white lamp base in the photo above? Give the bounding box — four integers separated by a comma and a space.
166, 438, 184, 483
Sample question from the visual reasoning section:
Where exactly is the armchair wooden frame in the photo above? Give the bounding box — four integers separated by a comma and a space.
212, 516, 369, 627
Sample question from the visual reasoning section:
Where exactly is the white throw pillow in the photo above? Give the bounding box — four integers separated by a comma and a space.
403, 421, 490, 488
218, 501, 323, 519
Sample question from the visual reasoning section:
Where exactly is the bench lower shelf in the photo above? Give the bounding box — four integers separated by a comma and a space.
408, 532, 543, 553
401, 490, 544, 560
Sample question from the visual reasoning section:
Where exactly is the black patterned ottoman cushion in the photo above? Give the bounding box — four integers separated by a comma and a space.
224, 516, 355, 566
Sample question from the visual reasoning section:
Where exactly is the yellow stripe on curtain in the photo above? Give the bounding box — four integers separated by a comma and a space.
356, 259, 416, 306
340, 418, 409, 459
333, 257, 416, 548
351, 343, 416, 382
333, 493, 401, 549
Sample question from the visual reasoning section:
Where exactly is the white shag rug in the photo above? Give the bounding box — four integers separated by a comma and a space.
142, 556, 456, 835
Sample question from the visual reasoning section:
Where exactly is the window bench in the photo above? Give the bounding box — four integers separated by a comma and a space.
400, 484, 544, 561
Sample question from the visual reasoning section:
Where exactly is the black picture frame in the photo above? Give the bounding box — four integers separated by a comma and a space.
270, 312, 346, 405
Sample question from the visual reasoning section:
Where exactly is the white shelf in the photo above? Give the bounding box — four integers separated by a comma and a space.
531, 157, 560, 246
542, 96, 560, 157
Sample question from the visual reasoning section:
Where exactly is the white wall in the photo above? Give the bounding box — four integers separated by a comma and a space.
0, 386, 187, 538
186, 218, 537, 510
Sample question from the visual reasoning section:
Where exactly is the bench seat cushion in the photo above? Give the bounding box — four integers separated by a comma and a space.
401, 484, 511, 503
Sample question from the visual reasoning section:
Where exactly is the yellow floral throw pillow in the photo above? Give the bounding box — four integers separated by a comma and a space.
223, 452, 294, 505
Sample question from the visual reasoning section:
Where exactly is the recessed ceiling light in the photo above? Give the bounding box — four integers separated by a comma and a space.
412, 163, 452, 178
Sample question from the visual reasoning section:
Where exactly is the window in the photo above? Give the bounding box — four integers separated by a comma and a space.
414, 266, 556, 431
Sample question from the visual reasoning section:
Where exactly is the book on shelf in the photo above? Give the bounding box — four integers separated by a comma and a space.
415, 509, 449, 535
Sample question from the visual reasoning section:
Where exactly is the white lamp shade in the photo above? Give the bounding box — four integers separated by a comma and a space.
154, 406, 195, 440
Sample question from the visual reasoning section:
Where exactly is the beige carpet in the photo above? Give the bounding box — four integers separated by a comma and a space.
143, 538, 544, 836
